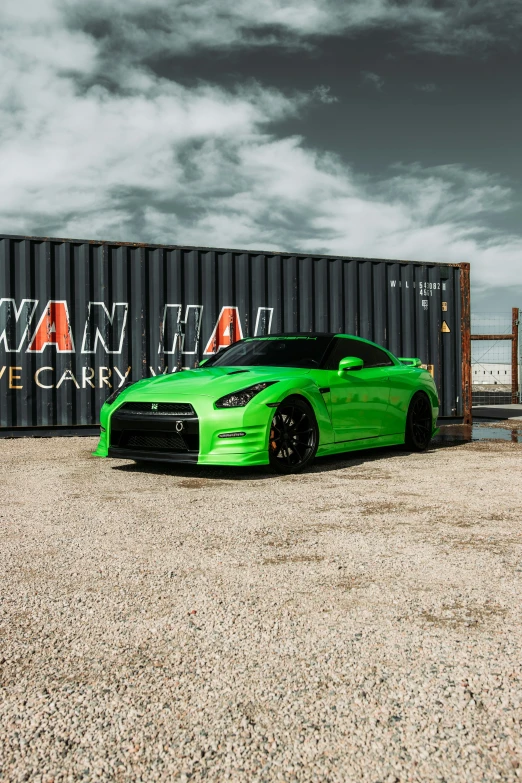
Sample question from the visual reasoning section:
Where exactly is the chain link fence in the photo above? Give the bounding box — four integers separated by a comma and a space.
471, 309, 520, 406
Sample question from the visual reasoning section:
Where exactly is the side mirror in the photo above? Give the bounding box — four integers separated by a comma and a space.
338, 356, 364, 376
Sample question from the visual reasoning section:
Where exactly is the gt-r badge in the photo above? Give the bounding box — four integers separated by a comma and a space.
151, 403, 158, 410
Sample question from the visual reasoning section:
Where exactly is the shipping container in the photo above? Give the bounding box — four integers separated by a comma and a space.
0, 234, 471, 434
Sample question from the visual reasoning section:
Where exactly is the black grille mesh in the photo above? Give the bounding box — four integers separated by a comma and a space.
121, 402, 195, 415
125, 432, 188, 451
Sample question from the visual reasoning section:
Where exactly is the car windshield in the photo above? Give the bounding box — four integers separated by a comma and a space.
203, 336, 333, 368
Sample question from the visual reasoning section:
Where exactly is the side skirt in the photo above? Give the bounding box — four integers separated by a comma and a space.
316, 433, 405, 458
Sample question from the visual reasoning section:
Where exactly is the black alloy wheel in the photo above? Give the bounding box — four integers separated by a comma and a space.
268, 397, 318, 473
405, 392, 433, 451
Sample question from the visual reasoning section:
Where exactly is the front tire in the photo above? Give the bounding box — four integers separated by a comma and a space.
404, 391, 433, 451
268, 397, 318, 474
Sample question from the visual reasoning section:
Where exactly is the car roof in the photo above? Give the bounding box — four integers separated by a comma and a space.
243, 332, 396, 355
249, 332, 335, 339
246, 332, 369, 341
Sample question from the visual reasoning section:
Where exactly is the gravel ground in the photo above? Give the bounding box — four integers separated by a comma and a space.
1, 428, 522, 782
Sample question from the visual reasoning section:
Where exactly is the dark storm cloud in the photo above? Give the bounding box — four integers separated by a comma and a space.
1, 0, 521, 307
66, 0, 522, 61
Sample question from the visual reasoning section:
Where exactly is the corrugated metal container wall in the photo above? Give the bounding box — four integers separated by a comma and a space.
0, 235, 471, 432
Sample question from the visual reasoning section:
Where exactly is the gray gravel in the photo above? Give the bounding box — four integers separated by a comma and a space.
1, 432, 522, 782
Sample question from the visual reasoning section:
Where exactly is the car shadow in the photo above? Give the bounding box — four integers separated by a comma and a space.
111, 427, 470, 482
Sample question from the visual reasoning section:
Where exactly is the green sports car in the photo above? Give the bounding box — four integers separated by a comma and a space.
93, 333, 439, 473
94, 333, 439, 473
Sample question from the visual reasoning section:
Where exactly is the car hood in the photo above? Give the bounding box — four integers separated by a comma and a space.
124, 366, 312, 399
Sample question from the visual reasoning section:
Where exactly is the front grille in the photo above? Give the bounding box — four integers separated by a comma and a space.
125, 432, 189, 451
120, 402, 195, 416
110, 404, 200, 456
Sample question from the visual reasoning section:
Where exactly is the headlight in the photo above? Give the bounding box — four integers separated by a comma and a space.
104, 381, 133, 406
215, 382, 277, 408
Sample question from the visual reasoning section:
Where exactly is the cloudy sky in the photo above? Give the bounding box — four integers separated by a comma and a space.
1, 0, 521, 310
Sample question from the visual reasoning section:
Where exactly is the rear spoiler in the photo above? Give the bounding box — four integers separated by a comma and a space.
399, 357, 423, 367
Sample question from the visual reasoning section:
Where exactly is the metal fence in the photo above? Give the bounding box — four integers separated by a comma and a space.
471, 308, 520, 405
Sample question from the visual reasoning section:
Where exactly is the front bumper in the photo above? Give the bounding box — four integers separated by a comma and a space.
93, 395, 273, 466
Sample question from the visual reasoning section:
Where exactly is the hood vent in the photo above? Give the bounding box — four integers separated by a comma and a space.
226, 369, 250, 375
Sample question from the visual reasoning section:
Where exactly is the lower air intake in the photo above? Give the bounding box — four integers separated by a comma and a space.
125, 432, 188, 451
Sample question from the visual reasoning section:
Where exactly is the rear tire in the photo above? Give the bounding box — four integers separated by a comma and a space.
268, 397, 319, 474
404, 392, 433, 451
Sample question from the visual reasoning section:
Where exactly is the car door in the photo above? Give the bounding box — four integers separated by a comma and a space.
325, 337, 393, 442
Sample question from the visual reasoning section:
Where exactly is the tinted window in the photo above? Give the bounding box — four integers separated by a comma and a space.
204, 336, 333, 368
325, 338, 394, 369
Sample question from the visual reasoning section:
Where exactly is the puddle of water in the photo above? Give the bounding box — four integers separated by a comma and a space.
435, 424, 521, 445
472, 426, 521, 443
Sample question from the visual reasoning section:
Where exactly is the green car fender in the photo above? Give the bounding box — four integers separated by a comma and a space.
260, 377, 335, 446
404, 371, 440, 431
